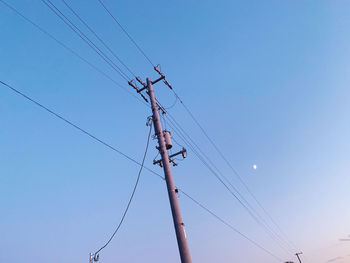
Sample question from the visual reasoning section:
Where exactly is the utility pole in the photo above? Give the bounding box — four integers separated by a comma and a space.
146, 77, 192, 263
295, 252, 303, 263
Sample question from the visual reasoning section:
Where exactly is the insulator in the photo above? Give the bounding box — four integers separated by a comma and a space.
140, 93, 149, 103
154, 66, 164, 76
163, 130, 172, 149
164, 79, 173, 90
136, 77, 146, 87
181, 148, 187, 159
128, 80, 138, 91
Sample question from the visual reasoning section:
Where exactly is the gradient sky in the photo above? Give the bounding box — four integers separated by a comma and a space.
1, 1, 350, 263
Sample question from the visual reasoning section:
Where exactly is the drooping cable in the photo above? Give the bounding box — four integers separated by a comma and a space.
93, 121, 153, 258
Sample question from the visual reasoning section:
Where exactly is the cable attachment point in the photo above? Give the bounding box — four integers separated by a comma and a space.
146, 116, 153, 127
136, 77, 146, 87
93, 254, 99, 262
153, 65, 173, 90
140, 93, 149, 103
128, 79, 148, 103
163, 79, 173, 90
157, 102, 166, 115
128, 80, 138, 92
154, 65, 164, 76
153, 147, 187, 167
170, 159, 178, 166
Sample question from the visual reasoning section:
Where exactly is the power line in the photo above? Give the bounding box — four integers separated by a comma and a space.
174, 96, 298, 251
157, 98, 293, 253
162, 109, 291, 257
41, 0, 131, 81
178, 189, 283, 262
0, 79, 159, 179
96, 0, 155, 67
93, 121, 153, 259
0, 0, 145, 105
0, 79, 288, 261
61, 0, 137, 78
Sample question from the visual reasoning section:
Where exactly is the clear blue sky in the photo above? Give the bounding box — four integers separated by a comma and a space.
1, 1, 350, 263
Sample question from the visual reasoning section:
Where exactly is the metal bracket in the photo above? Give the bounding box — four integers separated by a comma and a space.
157, 102, 166, 115
152, 75, 165, 85
153, 148, 187, 167
154, 65, 164, 76
136, 76, 146, 87
128, 79, 148, 103
153, 66, 173, 90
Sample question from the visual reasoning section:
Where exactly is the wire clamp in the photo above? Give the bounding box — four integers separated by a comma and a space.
128, 79, 148, 103
146, 116, 153, 127
153, 148, 187, 167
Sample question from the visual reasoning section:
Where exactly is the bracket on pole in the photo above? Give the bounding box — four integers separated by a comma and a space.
152, 75, 165, 85
153, 147, 187, 167
128, 70, 171, 105
128, 80, 148, 103
154, 65, 173, 89
156, 102, 166, 115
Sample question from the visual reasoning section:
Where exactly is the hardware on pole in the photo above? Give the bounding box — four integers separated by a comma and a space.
129, 73, 191, 262
295, 252, 303, 263
147, 77, 191, 263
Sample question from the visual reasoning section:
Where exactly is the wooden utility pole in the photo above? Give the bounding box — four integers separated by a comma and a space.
146, 77, 192, 263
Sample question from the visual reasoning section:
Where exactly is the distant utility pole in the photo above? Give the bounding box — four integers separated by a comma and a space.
295, 252, 303, 263
144, 76, 192, 263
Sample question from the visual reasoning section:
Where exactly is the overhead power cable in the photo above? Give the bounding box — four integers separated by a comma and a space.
0, 0, 145, 105
93, 121, 153, 259
178, 189, 283, 262
96, 0, 155, 67
40, 0, 131, 81
0, 79, 286, 261
174, 97, 298, 251
162, 109, 291, 257
0, 80, 159, 179
161, 106, 295, 253
61, 0, 137, 78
